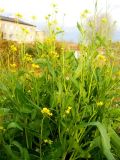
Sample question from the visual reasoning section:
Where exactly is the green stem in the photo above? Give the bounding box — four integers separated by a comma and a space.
25, 118, 29, 148
40, 117, 44, 160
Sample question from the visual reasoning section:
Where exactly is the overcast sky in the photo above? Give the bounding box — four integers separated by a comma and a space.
0, 0, 120, 26
0, 0, 120, 41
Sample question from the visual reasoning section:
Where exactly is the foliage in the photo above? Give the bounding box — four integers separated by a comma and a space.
0, 2, 120, 160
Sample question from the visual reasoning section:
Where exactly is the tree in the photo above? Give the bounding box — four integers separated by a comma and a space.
85, 13, 116, 45
77, 11, 116, 46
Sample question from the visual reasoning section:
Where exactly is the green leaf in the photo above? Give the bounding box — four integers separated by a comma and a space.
12, 141, 30, 160
77, 22, 85, 35
109, 126, 120, 152
7, 122, 23, 131
19, 105, 33, 114
22, 148, 30, 160
47, 61, 55, 77
71, 78, 80, 89
0, 83, 8, 92
3, 144, 19, 160
87, 122, 115, 160
12, 141, 23, 157
0, 108, 10, 116
89, 136, 101, 151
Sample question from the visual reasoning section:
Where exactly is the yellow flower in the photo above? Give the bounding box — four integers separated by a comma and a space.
49, 51, 59, 58
45, 16, 48, 20
101, 18, 107, 24
41, 54, 46, 58
97, 54, 106, 60
21, 27, 29, 34
0, 126, 4, 130
81, 9, 90, 18
41, 107, 53, 116
15, 12, 23, 19
52, 3, 57, 8
10, 63, 17, 72
23, 53, 32, 62
10, 45, 17, 52
56, 27, 62, 31
65, 106, 72, 114
10, 63, 17, 68
44, 139, 53, 144
31, 15, 37, 21
32, 63, 39, 69
95, 54, 107, 68
116, 71, 120, 77
97, 101, 103, 106
88, 21, 94, 28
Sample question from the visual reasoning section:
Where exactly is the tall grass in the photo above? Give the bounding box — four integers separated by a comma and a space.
0, 1, 120, 160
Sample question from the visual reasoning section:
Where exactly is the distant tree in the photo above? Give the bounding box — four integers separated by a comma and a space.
85, 13, 116, 45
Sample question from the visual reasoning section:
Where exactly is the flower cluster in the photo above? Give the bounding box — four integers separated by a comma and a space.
80, 9, 90, 18
10, 45, 17, 52
95, 54, 107, 68
97, 54, 106, 60
41, 107, 53, 116
15, 13, 23, 19
101, 18, 108, 24
97, 101, 103, 107
44, 139, 53, 144
49, 51, 59, 58
65, 106, 72, 114
10, 63, 17, 72
21, 27, 29, 34
23, 53, 33, 62
32, 63, 40, 69
10, 63, 17, 68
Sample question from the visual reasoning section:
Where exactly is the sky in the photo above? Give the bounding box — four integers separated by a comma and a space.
0, 0, 120, 42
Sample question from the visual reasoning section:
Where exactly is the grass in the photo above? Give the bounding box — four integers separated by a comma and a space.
0, 2, 120, 160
